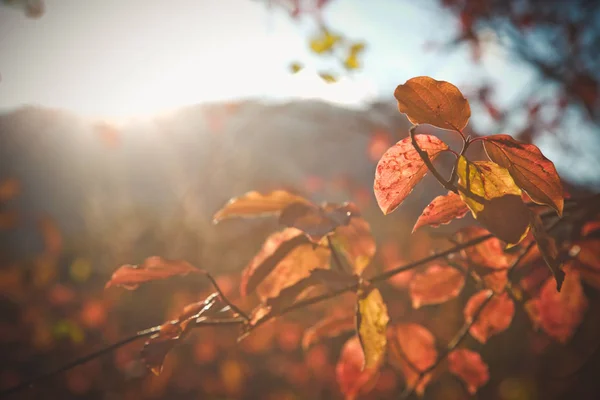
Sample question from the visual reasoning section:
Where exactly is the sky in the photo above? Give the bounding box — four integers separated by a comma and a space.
0, 0, 534, 119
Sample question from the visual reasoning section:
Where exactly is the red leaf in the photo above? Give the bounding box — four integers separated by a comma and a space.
106, 256, 200, 290
455, 226, 516, 269
302, 312, 356, 350
525, 267, 588, 343
336, 336, 380, 400
483, 134, 564, 215
374, 134, 448, 215
448, 349, 489, 394
412, 191, 469, 232
409, 265, 465, 308
388, 324, 437, 395
465, 291, 514, 343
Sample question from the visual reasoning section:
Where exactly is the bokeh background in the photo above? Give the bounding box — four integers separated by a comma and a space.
1, 0, 600, 399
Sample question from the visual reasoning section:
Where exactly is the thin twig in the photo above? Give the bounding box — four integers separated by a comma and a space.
202, 271, 250, 321
409, 126, 457, 193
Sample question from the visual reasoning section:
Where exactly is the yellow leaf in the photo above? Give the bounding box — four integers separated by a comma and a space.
456, 156, 530, 245
394, 76, 471, 131
213, 190, 310, 223
290, 62, 303, 74
344, 54, 360, 70
318, 72, 337, 83
309, 29, 341, 54
357, 287, 389, 370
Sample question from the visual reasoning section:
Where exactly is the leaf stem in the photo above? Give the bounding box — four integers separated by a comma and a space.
409, 125, 457, 193
202, 271, 250, 321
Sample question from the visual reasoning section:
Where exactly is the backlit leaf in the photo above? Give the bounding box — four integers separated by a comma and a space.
388, 324, 437, 395
409, 265, 465, 308
213, 190, 310, 223
336, 336, 380, 400
394, 76, 471, 131
279, 202, 356, 243
302, 312, 356, 349
455, 226, 516, 269
413, 191, 469, 232
456, 156, 530, 245
319, 72, 337, 83
329, 208, 376, 275
465, 290, 514, 343
448, 349, 489, 394
525, 267, 588, 343
483, 134, 564, 215
357, 287, 389, 370
106, 256, 199, 290
310, 29, 341, 54
374, 134, 448, 215
530, 211, 565, 291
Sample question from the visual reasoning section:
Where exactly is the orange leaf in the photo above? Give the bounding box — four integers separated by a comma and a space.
106, 256, 200, 290
456, 156, 530, 245
213, 190, 310, 223
525, 267, 588, 343
413, 191, 469, 232
336, 336, 380, 400
465, 290, 514, 343
448, 349, 489, 394
483, 134, 564, 215
530, 211, 565, 291
330, 208, 376, 275
409, 265, 465, 308
374, 134, 448, 215
357, 287, 389, 369
455, 226, 516, 269
394, 76, 471, 131
388, 324, 437, 396
302, 312, 356, 350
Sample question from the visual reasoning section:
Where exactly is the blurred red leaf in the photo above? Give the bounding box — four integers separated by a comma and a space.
106, 256, 200, 290
456, 226, 516, 269
388, 324, 437, 395
357, 287, 389, 369
302, 312, 356, 349
465, 291, 514, 343
380, 241, 414, 289
525, 268, 588, 343
409, 265, 465, 308
483, 134, 563, 215
374, 134, 448, 215
38, 215, 62, 258
412, 191, 469, 232
448, 349, 489, 394
213, 190, 310, 223
368, 130, 393, 162
336, 336, 379, 400
0, 210, 19, 230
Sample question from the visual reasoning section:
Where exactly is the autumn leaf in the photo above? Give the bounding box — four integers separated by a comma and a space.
525, 267, 588, 343
105, 256, 201, 290
413, 191, 469, 232
529, 211, 565, 291
336, 336, 380, 400
302, 312, 356, 350
456, 156, 530, 245
483, 134, 564, 215
394, 76, 471, 131
573, 240, 600, 289
310, 29, 341, 54
388, 324, 437, 395
455, 226, 517, 269
465, 290, 514, 343
409, 265, 465, 308
279, 202, 356, 243
448, 349, 489, 394
329, 209, 376, 275
357, 287, 389, 370
213, 190, 310, 223
374, 134, 448, 215
319, 72, 337, 84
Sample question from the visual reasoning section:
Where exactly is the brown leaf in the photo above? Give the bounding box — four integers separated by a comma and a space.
302, 312, 356, 350
106, 256, 200, 290
456, 156, 530, 245
240, 228, 310, 296
374, 134, 448, 215
329, 208, 376, 275
413, 191, 469, 232
394, 76, 471, 131
465, 290, 514, 343
409, 265, 465, 308
573, 240, 600, 289
525, 267, 588, 343
448, 349, 489, 394
279, 202, 356, 243
336, 336, 380, 400
529, 211, 565, 291
483, 134, 564, 215
213, 190, 310, 223
388, 324, 437, 395
357, 287, 389, 370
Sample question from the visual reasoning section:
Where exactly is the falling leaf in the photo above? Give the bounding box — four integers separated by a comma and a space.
279, 202, 357, 243
409, 265, 465, 308
412, 191, 469, 232
455, 226, 516, 269
329, 209, 376, 275
374, 134, 448, 215
389, 324, 437, 395
106, 256, 200, 290
290, 62, 303, 74
394, 76, 471, 131
302, 312, 356, 349
456, 156, 530, 245
319, 72, 337, 83
448, 349, 489, 394
213, 190, 310, 223
309, 29, 341, 54
483, 135, 563, 215
357, 287, 389, 369
529, 211, 565, 291
525, 267, 588, 343
465, 290, 514, 343
336, 336, 380, 400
